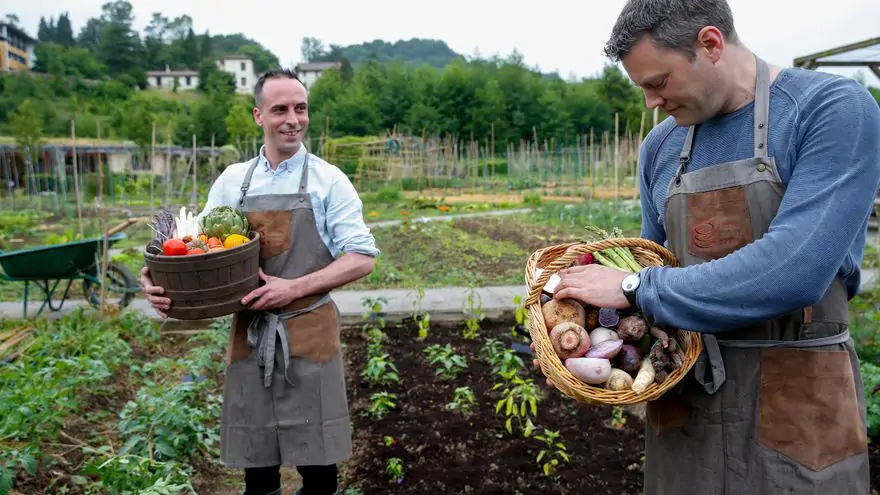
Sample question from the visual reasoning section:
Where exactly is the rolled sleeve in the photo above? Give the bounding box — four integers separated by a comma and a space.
324, 174, 380, 258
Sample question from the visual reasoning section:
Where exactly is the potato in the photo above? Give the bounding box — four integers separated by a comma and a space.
542, 298, 586, 330
605, 368, 634, 391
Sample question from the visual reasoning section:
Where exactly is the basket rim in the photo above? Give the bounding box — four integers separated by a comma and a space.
143, 231, 260, 260
525, 238, 702, 405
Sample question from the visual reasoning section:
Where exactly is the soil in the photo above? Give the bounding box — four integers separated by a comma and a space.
339, 319, 646, 495
453, 217, 576, 255
339, 318, 880, 494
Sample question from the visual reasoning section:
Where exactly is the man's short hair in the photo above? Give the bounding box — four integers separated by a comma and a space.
603, 0, 739, 62
254, 68, 304, 107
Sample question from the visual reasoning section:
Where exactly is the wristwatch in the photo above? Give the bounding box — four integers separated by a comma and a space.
621, 272, 641, 308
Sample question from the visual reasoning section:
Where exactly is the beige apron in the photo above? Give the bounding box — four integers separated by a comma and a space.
643, 56, 870, 493
220, 153, 353, 469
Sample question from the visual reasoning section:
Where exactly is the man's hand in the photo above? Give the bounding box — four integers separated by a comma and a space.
553, 264, 631, 309
530, 341, 556, 388
140, 267, 170, 319
242, 268, 298, 311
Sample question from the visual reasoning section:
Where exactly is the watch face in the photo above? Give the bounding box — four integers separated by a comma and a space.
623, 274, 640, 292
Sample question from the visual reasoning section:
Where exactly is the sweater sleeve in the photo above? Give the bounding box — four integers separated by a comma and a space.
637, 129, 667, 245
636, 78, 880, 333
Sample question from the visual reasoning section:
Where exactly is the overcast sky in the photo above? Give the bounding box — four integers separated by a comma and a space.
9, 0, 880, 84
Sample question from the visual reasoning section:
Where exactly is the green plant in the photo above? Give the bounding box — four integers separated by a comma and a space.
423, 344, 467, 380
462, 287, 484, 339
493, 370, 541, 437
365, 392, 397, 419
534, 429, 570, 476
446, 386, 476, 415
386, 457, 404, 484
362, 354, 400, 386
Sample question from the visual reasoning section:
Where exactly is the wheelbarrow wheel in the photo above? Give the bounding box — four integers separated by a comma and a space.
83, 261, 137, 311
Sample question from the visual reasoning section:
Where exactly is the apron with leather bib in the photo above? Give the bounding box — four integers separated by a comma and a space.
643, 57, 870, 494
220, 152, 353, 469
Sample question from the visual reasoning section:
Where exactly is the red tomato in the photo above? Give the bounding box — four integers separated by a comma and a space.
162, 239, 188, 256
187, 248, 206, 255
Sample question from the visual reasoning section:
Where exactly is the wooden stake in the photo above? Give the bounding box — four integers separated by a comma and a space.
70, 120, 83, 238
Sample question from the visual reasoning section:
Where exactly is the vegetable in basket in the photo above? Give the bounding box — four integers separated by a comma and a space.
146, 205, 253, 256
533, 224, 685, 394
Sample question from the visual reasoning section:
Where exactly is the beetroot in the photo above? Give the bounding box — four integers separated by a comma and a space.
616, 344, 642, 374
576, 252, 595, 266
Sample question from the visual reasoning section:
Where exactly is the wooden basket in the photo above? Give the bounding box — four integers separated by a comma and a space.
143, 232, 261, 320
524, 238, 702, 405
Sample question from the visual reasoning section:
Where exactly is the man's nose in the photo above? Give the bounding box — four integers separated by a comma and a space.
644, 91, 664, 110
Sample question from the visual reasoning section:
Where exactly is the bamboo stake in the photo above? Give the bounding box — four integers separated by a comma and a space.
70, 120, 83, 238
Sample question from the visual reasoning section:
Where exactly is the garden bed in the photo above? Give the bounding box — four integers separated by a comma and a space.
337, 304, 647, 494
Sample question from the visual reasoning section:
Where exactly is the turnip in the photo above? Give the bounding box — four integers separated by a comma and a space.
616, 344, 642, 374
617, 315, 648, 341
549, 322, 590, 360
605, 368, 634, 391
585, 339, 623, 360
542, 298, 586, 330
589, 327, 619, 346
565, 357, 612, 385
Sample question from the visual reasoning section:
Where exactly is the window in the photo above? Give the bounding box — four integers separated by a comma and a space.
240, 77, 246, 86
241, 62, 245, 71
185, 76, 191, 86
155, 76, 161, 86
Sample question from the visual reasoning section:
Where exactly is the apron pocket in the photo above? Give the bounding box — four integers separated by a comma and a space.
685, 185, 753, 261
245, 211, 293, 259
757, 347, 867, 471
284, 300, 341, 363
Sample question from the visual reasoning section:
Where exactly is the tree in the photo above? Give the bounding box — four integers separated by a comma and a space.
301, 37, 328, 62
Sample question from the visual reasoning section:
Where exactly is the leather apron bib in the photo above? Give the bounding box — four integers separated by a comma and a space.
219, 152, 353, 469
643, 57, 870, 494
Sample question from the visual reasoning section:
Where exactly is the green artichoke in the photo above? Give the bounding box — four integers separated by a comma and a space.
200, 206, 249, 240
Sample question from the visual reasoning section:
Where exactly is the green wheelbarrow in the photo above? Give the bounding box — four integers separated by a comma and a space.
0, 231, 141, 318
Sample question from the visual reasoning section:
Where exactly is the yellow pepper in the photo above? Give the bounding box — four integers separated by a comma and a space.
223, 234, 250, 249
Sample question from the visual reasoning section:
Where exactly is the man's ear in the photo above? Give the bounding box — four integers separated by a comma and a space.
252, 106, 262, 127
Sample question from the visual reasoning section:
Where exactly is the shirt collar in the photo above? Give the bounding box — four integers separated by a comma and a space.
257, 144, 308, 174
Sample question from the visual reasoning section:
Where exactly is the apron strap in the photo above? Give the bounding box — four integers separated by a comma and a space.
753, 56, 770, 158
298, 152, 310, 193
246, 293, 332, 387
694, 329, 851, 395
238, 157, 262, 208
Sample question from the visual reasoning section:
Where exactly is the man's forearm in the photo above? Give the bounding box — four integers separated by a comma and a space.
286, 252, 375, 300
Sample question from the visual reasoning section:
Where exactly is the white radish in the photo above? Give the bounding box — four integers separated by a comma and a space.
631, 358, 656, 394
589, 327, 619, 346
565, 357, 612, 385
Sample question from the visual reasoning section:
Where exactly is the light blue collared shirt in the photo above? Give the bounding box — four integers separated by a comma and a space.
198, 144, 379, 259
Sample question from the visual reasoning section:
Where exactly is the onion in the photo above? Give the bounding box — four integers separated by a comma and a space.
585, 339, 623, 359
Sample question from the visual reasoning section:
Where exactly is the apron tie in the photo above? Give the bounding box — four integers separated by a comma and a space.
694, 329, 852, 395
245, 294, 333, 387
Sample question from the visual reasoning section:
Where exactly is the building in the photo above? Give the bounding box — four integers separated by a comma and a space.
0, 22, 36, 72
146, 55, 259, 95
146, 66, 199, 91
218, 55, 258, 94
294, 61, 342, 88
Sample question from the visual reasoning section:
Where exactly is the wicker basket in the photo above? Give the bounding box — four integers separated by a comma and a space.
143, 232, 261, 320
524, 238, 702, 405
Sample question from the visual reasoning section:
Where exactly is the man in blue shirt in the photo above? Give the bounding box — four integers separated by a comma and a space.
546, 0, 880, 492
142, 69, 378, 495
